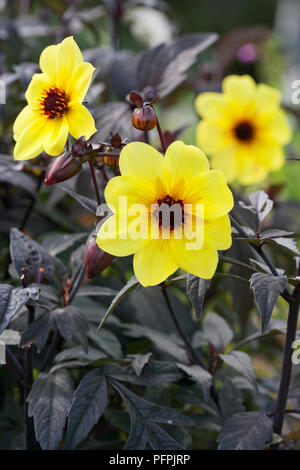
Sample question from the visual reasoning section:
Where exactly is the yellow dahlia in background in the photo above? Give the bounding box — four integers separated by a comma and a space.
97, 141, 233, 287
195, 75, 292, 185
13, 36, 97, 160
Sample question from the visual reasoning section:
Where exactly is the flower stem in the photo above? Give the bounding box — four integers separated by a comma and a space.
271, 290, 300, 448
160, 283, 220, 408
24, 305, 37, 449
99, 165, 110, 184
40, 265, 85, 373
5, 347, 25, 384
160, 284, 203, 366
88, 160, 101, 206
220, 255, 256, 273
19, 170, 45, 232
153, 110, 166, 153
110, 0, 122, 49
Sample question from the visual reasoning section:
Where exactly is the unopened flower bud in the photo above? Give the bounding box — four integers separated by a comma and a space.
44, 152, 82, 186
103, 154, 119, 169
132, 105, 157, 131
84, 236, 114, 279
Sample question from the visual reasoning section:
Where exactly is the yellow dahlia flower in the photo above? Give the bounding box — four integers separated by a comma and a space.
96, 141, 233, 287
195, 75, 292, 185
13, 36, 97, 160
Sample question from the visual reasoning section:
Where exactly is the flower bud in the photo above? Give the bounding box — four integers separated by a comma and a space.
103, 154, 119, 169
44, 152, 82, 185
84, 236, 114, 279
132, 105, 157, 131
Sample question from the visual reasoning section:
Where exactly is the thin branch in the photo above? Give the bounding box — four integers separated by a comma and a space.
40, 330, 59, 373
220, 255, 256, 273
99, 165, 110, 184
88, 160, 101, 206
160, 283, 220, 409
97, 151, 120, 157
153, 108, 166, 153
214, 272, 249, 283
285, 409, 300, 415
271, 290, 300, 448
5, 347, 25, 384
69, 265, 85, 304
19, 171, 45, 232
160, 284, 204, 366
40, 265, 85, 373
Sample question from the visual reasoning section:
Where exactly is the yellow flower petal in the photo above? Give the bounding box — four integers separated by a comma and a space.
210, 146, 237, 183
104, 175, 153, 215
196, 121, 227, 154
43, 116, 69, 156
171, 237, 218, 279
256, 84, 281, 111
223, 74, 256, 105
56, 36, 83, 91
236, 157, 268, 185
252, 143, 284, 172
163, 141, 209, 197
13, 105, 38, 141
25, 73, 50, 110
14, 113, 46, 160
97, 214, 145, 256
119, 142, 165, 196
195, 92, 227, 120
133, 239, 178, 287
205, 215, 232, 250
265, 109, 292, 144
69, 62, 95, 103
66, 102, 97, 140
184, 170, 234, 219
40, 44, 58, 83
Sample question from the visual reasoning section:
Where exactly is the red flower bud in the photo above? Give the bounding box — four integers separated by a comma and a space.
84, 236, 114, 279
132, 105, 157, 131
44, 152, 82, 186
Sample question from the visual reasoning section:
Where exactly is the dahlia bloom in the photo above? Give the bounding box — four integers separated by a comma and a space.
13, 36, 97, 160
97, 141, 233, 287
195, 75, 292, 185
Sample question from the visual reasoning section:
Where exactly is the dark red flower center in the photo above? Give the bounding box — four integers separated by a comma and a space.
156, 194, 184, 231
40, 87, 68, 119
233, 120, 255, 142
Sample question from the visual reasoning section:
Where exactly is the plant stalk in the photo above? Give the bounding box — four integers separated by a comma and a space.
24, 305, 37, 450
271, 290, 300, 447
160, 283, 204, 366
160, 283, 220, 408
153, 110, 167, 153
19, 170, 45, 232
88, 160, 101, 206
40, 265, 86, 373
